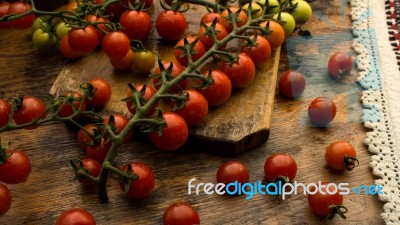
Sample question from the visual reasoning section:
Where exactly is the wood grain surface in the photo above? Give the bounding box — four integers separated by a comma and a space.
0, 0, 386, 224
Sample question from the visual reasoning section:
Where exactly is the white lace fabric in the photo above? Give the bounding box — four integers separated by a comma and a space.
351, 0, 400, 223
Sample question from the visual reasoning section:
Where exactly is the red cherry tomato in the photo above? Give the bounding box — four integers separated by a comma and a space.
153, 61, 187, 93
149, 112, 188, 150
241, 35, 271, 66
220, 7, 248, 33
120, 10, 151, 40
163, 202, 200, 225
278, 70, 306, 98
68, 26, 99, 55
308, 182, 345, 219
75, 158, 101, 188
259, 20, 285, 49
126, 84, 157, 116
220, 53, 255, 88
77, 124, 98, 149
7, 2, 35, 30
0, 2, 11, 29
55, 208, 96, 225
328, 52, 353, 80
200, 12, 228, 28
308, 97, 336, 126
86, 78, 112, 107
264, 153, 297, 182
110, 48, 135, 71
95, 0, 124, 21
13, 95, 46, 129
102, 31, 130, 59
156, 10, 187, 41
119, 162, 155, 199
174, 36, 206, 67
59, 35, 82, 59
0, 99, 11, 128
325, 141, 358, 171
172, 90, 208, 126
85, 15, 110, 42
103, 114, 132, 142
0, 183, 11, 216
198, 22, 228, 50
197, 70, 232, 106
58, 91, 87, 117
0, 150, 31, 184
216, 161, 249, 192
86, 138, 112, 163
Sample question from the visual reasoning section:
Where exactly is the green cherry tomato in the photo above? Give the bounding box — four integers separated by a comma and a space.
290, 0, 312, 25
132, 50, 156, 74
259, 0, 280, 14
242, 3, 263, 19
32, 28, 57, 52
32, 17, 49, 31
55, 21, 72, 40
273, 12, 296, 37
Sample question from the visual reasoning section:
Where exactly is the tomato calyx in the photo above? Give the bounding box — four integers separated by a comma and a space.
116, 164, 139, 194
325, 205, 348, 221
139, 110, 166, 133
343, 155, 359, 171
0, 141, 12, 165
271, 175, 290, 184
70, 159, 96, 183
200, 18, 222, 41
174, 37, 202, 66
121, 83, 151, 113
160, 0, 189, 12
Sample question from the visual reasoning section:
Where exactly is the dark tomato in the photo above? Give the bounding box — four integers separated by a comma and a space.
95, 0, 124, 21
122, 0, 153, 8
120, 10, 151, 40
220, 7, 248, 33
325, 141, 358, 171
172, 90, 208, 126
278, 70, 306, 98
163, 202, 200, 225
197, 70, 232, 106
0, 183, 11, 216
0, 150, 31, 184
260, 20, 285, 49
0, 2, 11, 29
103, 114, 132, 142
102, 31, 130, 59
220, 53, 255, 88
56, 208, 96, 225
68, 26, 99, 55
7, 2, 35, 30
58, 91, 87, 117
308, 182, 345, 218
75, 158, 101, 188
86, 78, 112, 107
126, 84, 157, 116
119, 162, 155, 199
198, 22, 228, 50
59, 35, 82, 59
85, 15, 110, 42
308, 97, 336, 126
216, 161, 249, 192
156, 10, 187, 41
0, 99, 11, 128
77, 124, 98, 150
152, 61, 187, 93
240, 35, 271, 66
86, 138, 112, 163
149, 112, 188, 150
13, 95, 46, 129
264, 153, 297, 182
174, 36, 206, 67
328, 52, 353, 80
110, 48, 135, 71
200, 12, 228, 28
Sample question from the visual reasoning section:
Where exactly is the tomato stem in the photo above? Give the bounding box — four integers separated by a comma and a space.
325, 205, 348, 221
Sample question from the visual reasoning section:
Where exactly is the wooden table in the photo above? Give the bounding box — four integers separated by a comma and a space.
0, 0, 385, 224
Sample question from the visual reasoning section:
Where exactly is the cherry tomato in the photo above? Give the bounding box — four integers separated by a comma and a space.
0, 99, 11, 128
273, 12, 296, 37
7, 2, 35, 30
0, 150, 31, 184
325, 141, 358, 171
220, 7, 248, 33
152, 61, 187, 93
0, 2, 11, 29
260, 20, 285, 49
328, 52, 353, 80
308, 182, 345, 219
119, 162, 155, 199
278, 70, 306, 98
0, 183, 11, 216
68, 26, 99, 55
102, 31, 130, 59
77, 124, 98, 150
241, 35, 271, 66
197, 70, 232, 106
75, 158, 101, 188
86, 138, 112, 163
59, 35, 82, 59
13, 95, 46, 129
198, 22, 228, 50
163, 202, 200, 225
149, 112, 188, 150
58, 91, 86, 117
103, 114, 132, 142
308, 97, 336, 126
264, 153, 297, 182
216, 161, 249, 192
55, 208, 96, 225
200, 12, 228, 28
132, 50, 156, 74
32, 17, 49, 31
172, 90, 208, 126
220, 53, 256, 88
120, 10, 151, 41
290, 0, 312, 25
174, 36, 206, 67
126, 84, 157, 116
55, 21, 71, 40
110, 48, 134, 71
86, 78, 112, 107
156, 10, 187, 41
242, 2, 263, 19
32, 28, 57, 52
95, 0, 124, 22
85, 15, 110, 42
258, 0, 280, 14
